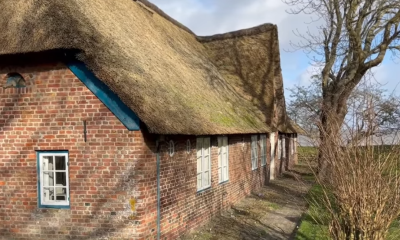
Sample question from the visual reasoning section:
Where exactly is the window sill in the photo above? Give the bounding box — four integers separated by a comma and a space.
219, 180, 229, 185
196, 186, 211, 194
252, 168, 258, 171
39, 204, 70, 209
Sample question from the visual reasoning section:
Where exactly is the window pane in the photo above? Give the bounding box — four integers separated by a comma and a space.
197, 173, 202, 189
55, 187, 67, 200
203, 171, 209, 187
43, 156, 54, 170
223, 166, 228, 181
43, 187, 55, 201
55, 156, 66, 170
43, 171, 54, 187
55, 172, 67, 186
196, 138, 203, 174
203, 154, 209, 171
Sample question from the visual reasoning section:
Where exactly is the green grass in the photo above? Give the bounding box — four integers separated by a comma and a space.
296, 184, 400, 240
267, 202, 280, 210
298, 146, 318, 155
295, 185, 330, 240
298, 146, 318, 164
295, 145, 400, 240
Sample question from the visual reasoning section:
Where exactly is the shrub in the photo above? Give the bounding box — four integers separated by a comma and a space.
310, 136, 400, 240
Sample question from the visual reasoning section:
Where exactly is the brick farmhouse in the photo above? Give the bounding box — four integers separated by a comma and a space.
0, 0, 302, 239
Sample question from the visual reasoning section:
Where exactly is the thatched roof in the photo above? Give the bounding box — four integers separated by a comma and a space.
0, 0, 299, 135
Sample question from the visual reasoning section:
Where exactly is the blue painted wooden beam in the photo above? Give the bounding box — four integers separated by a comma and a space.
66, 61, 140, 131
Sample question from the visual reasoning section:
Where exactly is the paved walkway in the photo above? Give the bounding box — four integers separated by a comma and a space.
180, 167, 312, 240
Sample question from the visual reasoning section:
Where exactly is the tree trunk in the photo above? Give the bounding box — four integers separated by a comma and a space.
318, 97, 347, 179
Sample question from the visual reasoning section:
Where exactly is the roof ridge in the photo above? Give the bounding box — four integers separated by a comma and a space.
135, 0, 194, 35
197, 23, 276, 42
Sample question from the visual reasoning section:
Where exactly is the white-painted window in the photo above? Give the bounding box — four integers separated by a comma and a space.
38, 151, 70, 208
186, 140, 191, 153
218, 136, 229, 183
260, 135, 267, 166
278, 135, 282, 160
197, 137, 211, 191
270, 133, 276, 180
251, 135, 258, 170
168, 140, 175, 157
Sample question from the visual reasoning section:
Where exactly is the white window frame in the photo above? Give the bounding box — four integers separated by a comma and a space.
291, 134, 294, 155
270, 133, 276, 180
278, 135, 282, 160
197, 137, 211, 191
218, 136, 229, 183
37, 151, 70, 208
186, 139, 191, 154
251, 135, 258, 170
260, 134, 267, 166
168, 140, 175, 157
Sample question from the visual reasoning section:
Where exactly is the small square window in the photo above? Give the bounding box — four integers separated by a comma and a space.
37, 151, 70, 208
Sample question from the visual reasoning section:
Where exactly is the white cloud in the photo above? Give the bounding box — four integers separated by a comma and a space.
369, 62, 400, 94
150, 0, 317, 49
298, 65, 320, 86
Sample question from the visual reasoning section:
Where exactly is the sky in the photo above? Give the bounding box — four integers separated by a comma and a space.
150, 0, 400, 99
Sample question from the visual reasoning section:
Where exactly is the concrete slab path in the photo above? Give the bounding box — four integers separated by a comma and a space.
179, 168, 312, 240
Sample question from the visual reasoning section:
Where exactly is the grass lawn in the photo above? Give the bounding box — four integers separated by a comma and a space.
296, 184, 400, 240
295, 185, 330, 240
296, 181, 400, 239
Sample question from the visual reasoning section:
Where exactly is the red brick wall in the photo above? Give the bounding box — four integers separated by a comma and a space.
0, 57, 297, 240
0, 60, 154, 240
139, 134, 271, 239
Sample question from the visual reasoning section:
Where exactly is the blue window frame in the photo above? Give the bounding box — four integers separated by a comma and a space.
37, 151, 70, 209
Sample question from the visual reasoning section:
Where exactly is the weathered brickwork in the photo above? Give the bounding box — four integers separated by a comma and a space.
139, 135, 277, 239
0, 60, 153, 240
0, 57, 297, 240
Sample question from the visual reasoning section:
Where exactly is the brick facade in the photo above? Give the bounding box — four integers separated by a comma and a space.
139, 135, 271, 239
0, 60, 150, 239
0, 57, 296, 239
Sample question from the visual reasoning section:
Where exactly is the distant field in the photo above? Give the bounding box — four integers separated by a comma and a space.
298, 146, 318, 163
297, 145, 397, 162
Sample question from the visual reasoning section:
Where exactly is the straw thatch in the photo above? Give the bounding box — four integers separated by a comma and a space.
198, 24, 299, 133
0, 0, 300, 135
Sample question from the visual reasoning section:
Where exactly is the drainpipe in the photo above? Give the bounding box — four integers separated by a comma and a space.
156, 136, 163, 240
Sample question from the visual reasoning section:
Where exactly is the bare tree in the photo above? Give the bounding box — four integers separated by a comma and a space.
345, 80, 400, 145
287, 76, 322, 138
284, 0, 400, 176
287, 78, 400, 144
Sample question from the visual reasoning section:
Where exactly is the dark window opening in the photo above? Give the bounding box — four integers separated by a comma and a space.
3, 73, 26, 89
